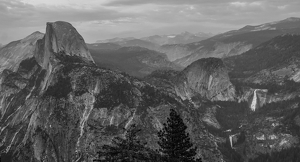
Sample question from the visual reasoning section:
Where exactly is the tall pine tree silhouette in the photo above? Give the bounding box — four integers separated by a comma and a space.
157, 109, 201, 162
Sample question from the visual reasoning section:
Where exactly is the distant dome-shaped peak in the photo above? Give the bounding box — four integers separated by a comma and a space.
45, 21, 94, 62
179, 31, 193, 36
47, 21, 76, 35
181, 58, 226, 79
34, 21, 95, 69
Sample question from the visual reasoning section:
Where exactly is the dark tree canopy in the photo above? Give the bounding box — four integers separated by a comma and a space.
94, 124, 161, 162
249, 147, 300, 162
157, 109, 201, 162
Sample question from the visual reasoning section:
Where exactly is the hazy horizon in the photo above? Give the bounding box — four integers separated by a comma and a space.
0, 0, 300, 45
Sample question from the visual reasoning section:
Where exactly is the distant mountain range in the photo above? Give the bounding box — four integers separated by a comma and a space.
88, 17, 300, 78
140, 31, 214, 45
225, 34, 300, 84
172, 17, 300, 67
96, 31, 213, 46
96, 38, 160, 51
94, 17, 300, 66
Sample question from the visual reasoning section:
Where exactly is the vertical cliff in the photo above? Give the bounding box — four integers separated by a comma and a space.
174, 58, 236, 101
34, 21, 94, 70
0, 32, 44, 73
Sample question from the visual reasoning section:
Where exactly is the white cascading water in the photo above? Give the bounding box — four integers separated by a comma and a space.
229, 135, 234, 148
250, 89, 258, 111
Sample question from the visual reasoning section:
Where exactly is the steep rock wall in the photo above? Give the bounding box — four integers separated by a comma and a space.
0, 32, 44, 73
34, 21, 94, 70
174, 58, 236, 101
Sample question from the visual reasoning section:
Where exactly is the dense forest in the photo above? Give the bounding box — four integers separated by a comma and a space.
94, 109, 202, 162
249, 147, 300, 162
225, 34, 300, 79
232, 77, 300, 94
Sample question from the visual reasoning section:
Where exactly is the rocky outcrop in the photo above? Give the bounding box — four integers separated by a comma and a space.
237, 87, 300, 111
174, 58, 236, 101
34, 21, 94, 70
248, 89, 268, 111
0, 32, 44, 73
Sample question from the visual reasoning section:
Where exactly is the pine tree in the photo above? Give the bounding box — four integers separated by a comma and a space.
157, 109, 201, 162
94, 124, 162, 162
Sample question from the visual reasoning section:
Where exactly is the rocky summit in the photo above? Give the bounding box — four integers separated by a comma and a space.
174, 58, 236, 101
144, 57, 236, 102
0, 31, 44, 73
34, 21, 94, 70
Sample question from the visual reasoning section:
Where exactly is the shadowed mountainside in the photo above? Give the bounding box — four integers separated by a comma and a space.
88, 45, 182, 78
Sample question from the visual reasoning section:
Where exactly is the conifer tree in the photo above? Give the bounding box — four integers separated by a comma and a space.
157, 109, 201, 162
94, 124, 162, 162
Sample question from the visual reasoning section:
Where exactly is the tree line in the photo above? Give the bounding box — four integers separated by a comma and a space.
232, 77, 300, 95
93, 109, 202, 162
249, 147, 300, 162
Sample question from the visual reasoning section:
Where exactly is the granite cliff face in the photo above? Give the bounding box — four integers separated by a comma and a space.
0, 32, 44, 73
34, 21, 94, 70
0, 22, 224, 162
174, 58, 236, 101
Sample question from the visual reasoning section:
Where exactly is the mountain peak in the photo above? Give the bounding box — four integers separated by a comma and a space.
46, 21, 94, 61
283, 17, 300, 22
35, 21, 94, 69
180, 31, 193, 35
175, 57, 235, 101
185, 57, 224, 72
21, 31, 44, 43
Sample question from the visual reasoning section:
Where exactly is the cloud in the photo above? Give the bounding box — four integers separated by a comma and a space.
0, 0, 300, 44
230, 1, 262, 7
104, 0, 226, 6
0, 0, 135, 28
277, 5, 288, 10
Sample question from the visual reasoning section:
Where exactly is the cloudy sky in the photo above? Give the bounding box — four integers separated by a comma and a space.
0, 0, 299, 44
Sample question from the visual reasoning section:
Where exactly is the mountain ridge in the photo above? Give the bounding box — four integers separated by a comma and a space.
170, 17, 300, 67
96, 31, 214, 46
88, 45, 182, 77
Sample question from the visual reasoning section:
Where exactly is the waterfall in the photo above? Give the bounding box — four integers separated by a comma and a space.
229, 135, 234, 148
250, 89, 258, 111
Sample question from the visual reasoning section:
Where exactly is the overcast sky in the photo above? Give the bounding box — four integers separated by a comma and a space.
0, 0, 300, 44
